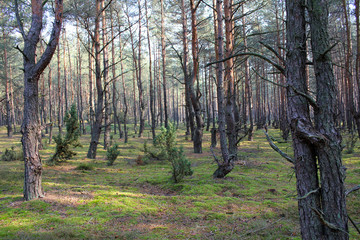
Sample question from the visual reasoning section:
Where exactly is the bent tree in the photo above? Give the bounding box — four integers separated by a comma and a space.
286, 0, 349, 238
308, 0, 348, 238
15, 0, 63, 201
286, 0, 322, 238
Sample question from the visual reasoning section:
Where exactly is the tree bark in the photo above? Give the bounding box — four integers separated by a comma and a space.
57, 46, 62, 134
190, 0, 204, 153
145, 0, 156, 141
213, 0, 233, 178
17, 0, 63, 201
110, 7, 122, 139
308, 0, 349, 238
2, 31, 12, 137
102, 0, 110, 150
48, 66, 53, 144
286, 1, 322, 238
87, 0, 104, 159
117, 11, 128, 143
137, 0, 145, 137
224, 0, 238, 156
161, 0, 168, 128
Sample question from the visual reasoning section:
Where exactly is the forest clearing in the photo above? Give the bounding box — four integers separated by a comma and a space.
1, 0, 360, 239
0, 126, 359, 239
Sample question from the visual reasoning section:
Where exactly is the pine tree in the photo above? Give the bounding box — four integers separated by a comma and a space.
49, 104, 81, 164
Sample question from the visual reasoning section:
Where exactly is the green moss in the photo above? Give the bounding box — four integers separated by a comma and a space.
0, 127, 358, 239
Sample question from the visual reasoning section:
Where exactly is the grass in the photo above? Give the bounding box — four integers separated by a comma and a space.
0, 125, 359, 239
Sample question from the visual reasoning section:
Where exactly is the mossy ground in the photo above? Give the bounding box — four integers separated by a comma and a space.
0, 125, 359, 239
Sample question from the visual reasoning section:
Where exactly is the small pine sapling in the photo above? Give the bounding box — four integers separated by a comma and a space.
169, 147, 193, 183
144, 123, 193, 182
107, 144, 120, 166
49, 104, 81, 164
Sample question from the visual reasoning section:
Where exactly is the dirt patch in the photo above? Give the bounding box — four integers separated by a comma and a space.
138, 183, 177, 196
42, 190, 94, 207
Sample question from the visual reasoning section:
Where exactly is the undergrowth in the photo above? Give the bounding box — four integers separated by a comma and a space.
0, 126, 358, 239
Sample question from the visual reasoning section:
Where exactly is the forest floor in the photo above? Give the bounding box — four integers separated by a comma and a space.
0, 125, 359, 239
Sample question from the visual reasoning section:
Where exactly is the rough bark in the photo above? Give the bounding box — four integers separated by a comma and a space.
87, 0, 104, 159
145, 0, 156, 140
17, 0, 63, 201
213, 0, 233, 178
161, 0, 168, 128
102, 0, 110, 150
286, 1, 322, 238
190, 0, 204, 153
355, 0, 360, 138
224, 0, 237, 156
308, 0, 349, 238
181, 0, 195, 140
137, 0, 145, 137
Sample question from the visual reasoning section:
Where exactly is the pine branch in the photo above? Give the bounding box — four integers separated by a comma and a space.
263, 130, 294, 164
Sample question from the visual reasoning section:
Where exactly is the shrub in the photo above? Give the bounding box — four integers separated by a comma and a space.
144, 123, 193, 182
107, 144, 120, 166
1, 146, 23, 161
49, 104, 81, 165
169, 147, 193, 183
75, 163, 94, 171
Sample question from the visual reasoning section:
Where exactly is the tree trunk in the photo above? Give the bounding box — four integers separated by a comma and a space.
116, 11, 128, 143
145, 0, 156, 141
355, 0, 360, 138
213, 0, 233, 178
190, 0, 204, 153
88, 37, 95, 133
57, 47, 62, 134
76, 22, 85, 134
62, 30, 68, 113
161, 0, 168, 128
110, 7, 122, 139
48, 66, 53, 144
224, 0, 238, 156
308, 0, 349, 238
18, 0, 63, 201
9, 64, 16, 133
102, 0, 110, 150
2, 31, 12, 138
181, 0, 195, 140
87, 0, 104, 159
137, 0, 145, 137
286, 1, 322, 238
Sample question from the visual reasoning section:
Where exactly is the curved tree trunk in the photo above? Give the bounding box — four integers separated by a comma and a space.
286, 1, 322, 238
190, 0, 204, 153
87, 0, 104, 159
213, 0, 234, 178
17, 0, 63, 201
308, 0, 348, 238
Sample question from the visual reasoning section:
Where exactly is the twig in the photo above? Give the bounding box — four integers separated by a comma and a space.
263, 130, 294, 164
289, 86, 319, 110
349, 215, 360, 236
251, 67, 287, 88
346, 185, 360, 196
297, 188, 319, 200
311, 207, 349, 235
239, 218, 284, 239
210, 145, 220, 165
206, 52, 285, 75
